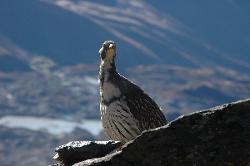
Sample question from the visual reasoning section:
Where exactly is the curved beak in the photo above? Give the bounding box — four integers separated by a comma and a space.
109, 44, 115, 49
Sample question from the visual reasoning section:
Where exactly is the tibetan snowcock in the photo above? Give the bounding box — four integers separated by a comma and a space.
99, 40, 167, 144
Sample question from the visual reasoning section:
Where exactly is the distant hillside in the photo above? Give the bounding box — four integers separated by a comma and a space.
0, 0, 249, 71
0, 126, 95, 166
0, 0, 250, 122
0, 1, 249, 165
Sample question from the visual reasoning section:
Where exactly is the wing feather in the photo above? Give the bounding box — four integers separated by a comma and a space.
125, 90, 167, 131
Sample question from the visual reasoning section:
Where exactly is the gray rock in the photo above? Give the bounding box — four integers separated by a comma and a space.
52, 141, 121, 166
54, 98, 250, 166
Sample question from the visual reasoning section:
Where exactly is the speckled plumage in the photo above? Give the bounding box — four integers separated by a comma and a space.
99, 41, 167, 144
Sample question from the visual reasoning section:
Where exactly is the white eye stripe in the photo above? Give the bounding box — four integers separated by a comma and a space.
99, 47, 103, 54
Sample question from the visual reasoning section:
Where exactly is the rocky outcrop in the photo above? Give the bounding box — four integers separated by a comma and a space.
53, 98, 250, 166
52, 141, 121, 166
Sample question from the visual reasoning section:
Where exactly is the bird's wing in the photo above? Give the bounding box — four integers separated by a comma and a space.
125, 90, 167, 131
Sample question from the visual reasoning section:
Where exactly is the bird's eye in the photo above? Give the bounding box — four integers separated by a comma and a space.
103, 44, 108, 49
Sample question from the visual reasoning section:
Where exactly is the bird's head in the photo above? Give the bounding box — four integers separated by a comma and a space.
99, 40, 116, 69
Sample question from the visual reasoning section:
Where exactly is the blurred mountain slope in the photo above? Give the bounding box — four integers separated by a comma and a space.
0, 1, 249, 165
1, 0, 249, 71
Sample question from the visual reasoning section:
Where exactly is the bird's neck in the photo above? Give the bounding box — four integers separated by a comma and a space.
99, 61, 122, 104
99, 60, 117, 86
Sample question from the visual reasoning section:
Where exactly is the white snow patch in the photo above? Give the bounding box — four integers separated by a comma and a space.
0, 115, 102, 136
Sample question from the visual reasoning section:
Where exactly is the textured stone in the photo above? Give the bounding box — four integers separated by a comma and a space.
53, 98, 250, 166
52, 141, 121, 166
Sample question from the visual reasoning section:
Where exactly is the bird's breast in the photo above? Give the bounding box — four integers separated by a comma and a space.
100, 99, 141, 143
100, 82, 121, 102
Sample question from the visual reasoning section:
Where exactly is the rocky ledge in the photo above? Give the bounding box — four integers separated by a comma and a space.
52, 98, 250, 166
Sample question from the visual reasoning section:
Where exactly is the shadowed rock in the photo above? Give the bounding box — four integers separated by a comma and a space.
52, 141, 121, 166
53, 98, 250, 166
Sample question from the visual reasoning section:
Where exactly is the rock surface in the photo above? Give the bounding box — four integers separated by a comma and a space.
53, 98, 250, 166
52, 141, 121, 166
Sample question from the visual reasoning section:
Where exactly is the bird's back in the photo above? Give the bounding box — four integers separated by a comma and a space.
118, 74, 167, 130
